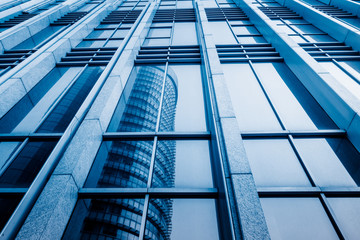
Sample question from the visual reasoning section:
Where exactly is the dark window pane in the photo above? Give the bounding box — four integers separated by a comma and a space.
0, 196, 23, 232
0, 67, 81, 133
146, 199, 220, 240
152, 140, 213, 188
293, 138, 360, 187
0, 140, 57, 188
85, 141, 153, 188
63, 198, 144, 240
108, 66, 165, 132
36, 67, 104, 133
260, 198, 339, 240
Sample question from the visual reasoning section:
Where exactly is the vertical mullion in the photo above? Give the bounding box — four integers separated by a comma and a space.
319, 193, 346, 240
287, 135, 317, 186
138, 194, 150, 240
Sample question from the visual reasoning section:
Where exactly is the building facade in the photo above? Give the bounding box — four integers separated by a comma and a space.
0, 0, 360, 239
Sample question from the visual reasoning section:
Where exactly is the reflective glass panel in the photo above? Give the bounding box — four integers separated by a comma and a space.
63, 198, 144, 239
209, 22, 237, 44
85, 141, 153, 188
243, 139, 311, 187
172, 22, 198, 45
160, 65, 206, 131
0, 67, 82, 133
222, 63, 282, 131
0, 140, 57, 188
152, 140, 213, 188
108, 66, 165, 132
146, 199, 220, 240
0, 141, 22, 170
293, 138, 360, 187
327, 197, 360, 240
37, 67, 104, 133
261, 198, 339, 240
253, 62, 336, 130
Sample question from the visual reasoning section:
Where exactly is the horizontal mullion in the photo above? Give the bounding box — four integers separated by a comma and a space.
78, 188, 218, 198
240, 129, 346, 138
0, 188, 28, 196
219, 57, 283, 63
0, 133, 62, 140
103, 131, 211, 140
258, 187, 360, 197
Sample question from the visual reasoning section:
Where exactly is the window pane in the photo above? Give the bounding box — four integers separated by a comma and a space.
244, 139, 311, 187
159, 65, 207, 131
77, 40, 106, 48
148, 28, 171, 38
85, 141, 153, 188
0, 67, 82, 133
63, 198, 144, 239
0, 140, 57, 188
152, 140, 213, 188
143, 38, 170, 46
0, 141, 21, 170
86, 30, 113, 38
222, 63, 282, 131
146, 199, 220, 240
209, 22, 237, 44
293, 138, 360, 187
0, 196, 23, 232
172, 22, 198, 45
37, 67, 104, 133
107, 66, 165, 132
253, 62, 336, 130
327, 197, 360, 240
260, 198, 339, 240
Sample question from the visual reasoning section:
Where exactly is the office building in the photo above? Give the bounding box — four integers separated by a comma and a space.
0, 0, 360, 239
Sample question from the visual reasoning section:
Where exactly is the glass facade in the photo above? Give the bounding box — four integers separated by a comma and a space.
0, 0, 360, 239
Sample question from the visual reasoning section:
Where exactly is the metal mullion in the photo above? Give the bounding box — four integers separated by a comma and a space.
241, 129, 346, 138
0, 188, 28, 196
102, 0, 142, 47
256, 1, 310, 43
0, 138, 29, 177
288, 135, 317, 186
319, 193, 346, 239
33, 64, 89, 133
103, 131, 211, 140
247, 60, 287, 130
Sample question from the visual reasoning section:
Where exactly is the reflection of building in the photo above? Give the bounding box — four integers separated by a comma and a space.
80, 66, 178, 239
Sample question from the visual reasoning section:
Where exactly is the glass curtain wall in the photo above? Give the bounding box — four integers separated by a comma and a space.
298, 0, 360, 30
0, 0, 105, 76
0, 0, 66, 33
254, 0, 360, 100
0, 0, 147, 233
206, 0, 360, 239
63, 0, 231, 239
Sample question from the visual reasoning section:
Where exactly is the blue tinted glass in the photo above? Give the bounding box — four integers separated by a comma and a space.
146, 199, 220, 240
12, 26, 63, 49
85, 140, 153, 188
0, 140, 57, 188
63, 198, 144, 239
36, 67, 103, 133
108, 66, 165, 132
0, 196, 23, 232
0, 67, 73, 133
